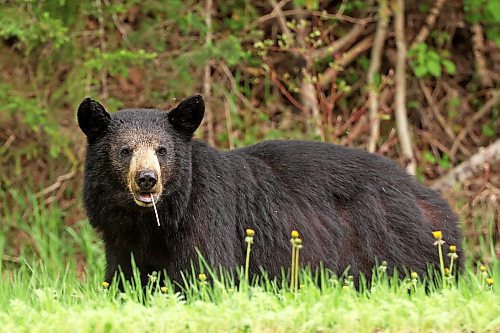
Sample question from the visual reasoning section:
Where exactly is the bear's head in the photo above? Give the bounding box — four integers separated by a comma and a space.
77, 95, 204, 208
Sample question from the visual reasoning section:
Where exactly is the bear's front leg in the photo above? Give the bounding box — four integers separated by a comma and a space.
104, 245, 136, 286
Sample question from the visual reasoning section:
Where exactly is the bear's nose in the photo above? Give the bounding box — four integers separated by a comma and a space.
135, 170, 157, 191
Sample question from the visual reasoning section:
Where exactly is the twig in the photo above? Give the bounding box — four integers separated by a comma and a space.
471, 23, 493, 88
102, 0, 134, 49
319, 34, 385, 88
218, 62, 255, 112
268, 0, 292, 37
418, 80, 455, 140
312, 21, 368, 60
1, 134, 15, 151
393, 0, 416, 175
378, 128, 397, 155
223, 96, 234, 150
35, 171, 76, 198
204, 0, 215, 146
367, 0, 390, 153
292, 2, 323, 139
432, 139, 500, 191
253, 9, 370, 29
270, 69, 306, 113
95, 0, 108, 100
410, 0, 447, 48
450, 90, 500, 157
333, 107, 366, 140
2, 254, 20, 263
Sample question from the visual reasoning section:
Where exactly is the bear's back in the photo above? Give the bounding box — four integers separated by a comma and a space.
225, 140, 414, 199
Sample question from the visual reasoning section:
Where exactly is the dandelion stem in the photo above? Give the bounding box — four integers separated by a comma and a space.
290, 243, 296, 291
244, 240, 251, 285
294, 244, 300, 292
437, 241, 446, 287
449, 256, 455, 277
244, 229, 254, 288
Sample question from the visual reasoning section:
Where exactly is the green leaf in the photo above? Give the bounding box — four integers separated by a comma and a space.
485, 1, 500, 22
482, 124, 495, 137
422, 151, 437, 164
414, 65, 428, 78
426, 58, 442, 77
438, 155, 452, 170
427, 50, 440, 61
442, 59, 456, 75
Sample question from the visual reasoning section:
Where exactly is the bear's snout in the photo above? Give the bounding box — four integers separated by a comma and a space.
126, 145, 163, 207
135, 170, 157, 191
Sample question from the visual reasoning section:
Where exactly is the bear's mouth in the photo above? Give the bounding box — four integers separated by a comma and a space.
133, 192, 159, 207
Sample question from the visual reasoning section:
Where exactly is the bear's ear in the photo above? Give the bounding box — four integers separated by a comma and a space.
167, 95, 204, 137
77, 98, 111, 140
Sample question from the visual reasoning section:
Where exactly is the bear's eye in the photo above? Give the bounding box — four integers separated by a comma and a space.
120, 148, 131, 157
157, 147, 167, 156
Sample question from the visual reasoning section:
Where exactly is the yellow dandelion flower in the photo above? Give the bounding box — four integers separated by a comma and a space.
102, 281, 109, 288
486, 278, 494, 286
411, 272, 418, 279
291, 230, 299, 239
198, 273, 207, 282
160, 286, 168, 293
480, 265, 487, 272
449, 245, 457, 253
246, 228, 255, 237
432, 231, 442, 240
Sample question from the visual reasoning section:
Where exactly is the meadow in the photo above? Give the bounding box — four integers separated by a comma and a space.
0, 190, 498, 333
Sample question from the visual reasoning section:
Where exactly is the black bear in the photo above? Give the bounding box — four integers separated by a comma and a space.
77, 95, 462, 286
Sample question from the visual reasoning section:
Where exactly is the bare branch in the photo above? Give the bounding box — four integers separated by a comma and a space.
432, 139, 500, 191
35, 171, 77, 198
253, 9, 370, 29
418, 80, 455, 140
223, 96, 234, 150
411, 0, 447, 48
268, 0, 292, 37
367, 0, 390, 153
267, 0, 322, 138
219, 62, 256, 112
312, 22, 368, 60
320, 35, 380, 88
451, 90, 500, 156
393, 0, 416, 174
471, 23, 493, 88
102, 0, 134, 49
204, 0, 215, 146
95, 0, 108, 100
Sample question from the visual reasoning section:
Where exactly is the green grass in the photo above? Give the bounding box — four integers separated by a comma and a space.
0, 190, 499, 332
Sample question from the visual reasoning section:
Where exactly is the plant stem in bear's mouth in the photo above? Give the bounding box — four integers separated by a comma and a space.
151, 193, 160, 227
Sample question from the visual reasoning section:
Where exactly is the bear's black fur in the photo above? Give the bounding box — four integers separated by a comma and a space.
78, 95, 462, 286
